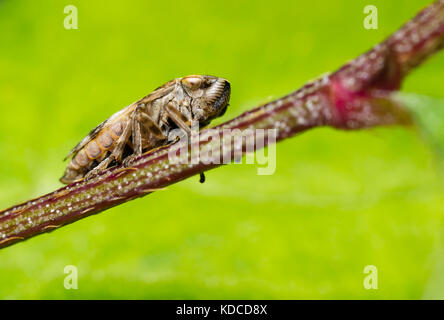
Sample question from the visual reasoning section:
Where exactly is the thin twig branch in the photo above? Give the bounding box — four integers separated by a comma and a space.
1, 0, 444, 249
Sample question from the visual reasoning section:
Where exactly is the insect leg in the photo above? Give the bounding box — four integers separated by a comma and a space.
108, 118, 133, 162
122, 113, 143, 167
165, 104, 207, 184
132, 118, 142, 156
165, 103, 192, 136
84, 118, 133, 179
137, 111, 166, 140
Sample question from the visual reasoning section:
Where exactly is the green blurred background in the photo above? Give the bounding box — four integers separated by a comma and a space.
1, 0, 444, 299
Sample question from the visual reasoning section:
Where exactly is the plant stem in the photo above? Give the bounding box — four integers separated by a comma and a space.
1, 0, 444, 249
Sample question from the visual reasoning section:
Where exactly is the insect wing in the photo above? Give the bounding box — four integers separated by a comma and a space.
63, 104, 136, 160
141, 80, 175, 104
63, 79, 176, 161
63, 120, 108, 160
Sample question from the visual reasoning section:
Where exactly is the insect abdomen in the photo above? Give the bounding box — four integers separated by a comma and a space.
60, 120, 126, 184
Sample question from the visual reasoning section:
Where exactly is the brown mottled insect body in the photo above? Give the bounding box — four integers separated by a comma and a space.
60, 75, 231, 184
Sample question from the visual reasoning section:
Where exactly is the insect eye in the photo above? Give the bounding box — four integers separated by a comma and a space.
182, 76, 202, 90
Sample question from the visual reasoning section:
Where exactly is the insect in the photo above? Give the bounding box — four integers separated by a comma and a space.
60, 75, 231, 184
